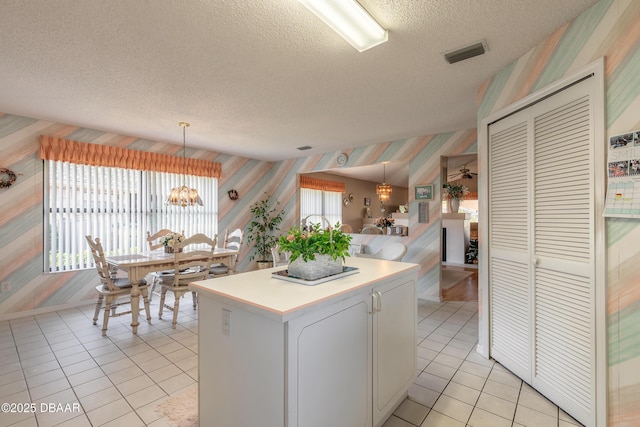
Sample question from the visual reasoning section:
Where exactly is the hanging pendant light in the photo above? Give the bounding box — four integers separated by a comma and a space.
166, 122, 203, 207
376, 163, 392, 202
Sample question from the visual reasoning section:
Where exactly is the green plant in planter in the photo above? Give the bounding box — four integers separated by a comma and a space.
443, 182, 469, 201
278, 222, 352, 263
466, 239, 478, 264
246, 194, 285, 263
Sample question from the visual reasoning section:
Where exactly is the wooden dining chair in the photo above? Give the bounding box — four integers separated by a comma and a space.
146, 229, 175, 250
85, 235, 151, 336
158, 233, 217, 328
146, 229, 182, 301
210, 228, 244, 276
270, 243, 290, 267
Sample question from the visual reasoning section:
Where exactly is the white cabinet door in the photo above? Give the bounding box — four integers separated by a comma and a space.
288, 292, 372, 427
487, 75, 599, 427
488, 114, 532, 382
372, 278, 417, 426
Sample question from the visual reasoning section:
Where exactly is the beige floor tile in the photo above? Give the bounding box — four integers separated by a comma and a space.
86, 397, 133, 426
432, 395, 473, 423
442, 381, 481, 406
432, 353, 464, 369
61, 358, 98, 377
481, 379, 520, 403
488, 368, 522, 388
148, 364, 183, 383
393, 398, 429, 425
424, 361, 457, 380
100, 410, 146, 426
475, 392, 517, 420
126, 384, 168, 409
67, 366, 105, 387
415, 372, 449, 393
158, 372, 196, 395
24, 368, 67, 389
135, 395, 168, 425
0, 378, 28, 399
459, 360, 492, 378
518, 388, 558, 417
419, 410, 466, 427
29, 377, 71, 400
72, 376, 113, 398
54, 413, 92, 426
440, 344, 470, 359
383, 415, 416, 427
451, 370, 487, 391
116, 374, 155, 397
408, 384, 440, 408
107, 365, 146, 385
468, 407, 512, 427
514, 405, 558, 427
79, 386, 122, 412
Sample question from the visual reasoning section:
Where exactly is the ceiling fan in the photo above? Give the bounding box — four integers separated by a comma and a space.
448, 163, 477, 180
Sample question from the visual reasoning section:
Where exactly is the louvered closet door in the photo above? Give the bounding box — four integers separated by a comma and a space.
529, 78, 595, 426
488, 115, 532, 382
487, 76, 596, 427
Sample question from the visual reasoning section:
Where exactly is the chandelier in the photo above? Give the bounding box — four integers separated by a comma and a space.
376, 163, 392, 202
166, 122, 203, 207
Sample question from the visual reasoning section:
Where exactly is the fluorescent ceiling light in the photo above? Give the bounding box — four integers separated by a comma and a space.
299, 0, 388, 52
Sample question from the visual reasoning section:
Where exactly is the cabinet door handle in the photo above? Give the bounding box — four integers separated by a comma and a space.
370, 292, 378, 314
375, 291, 382, 313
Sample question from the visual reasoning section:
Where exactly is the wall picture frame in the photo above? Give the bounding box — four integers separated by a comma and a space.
415, 184, 433, 200
364, 197, 371, 206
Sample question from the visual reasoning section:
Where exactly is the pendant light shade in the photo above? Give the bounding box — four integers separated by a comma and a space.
166, 122, 203, 207
376, 163, 392, 202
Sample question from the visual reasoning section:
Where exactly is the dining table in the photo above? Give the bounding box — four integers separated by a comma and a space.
105, 247, 239, 334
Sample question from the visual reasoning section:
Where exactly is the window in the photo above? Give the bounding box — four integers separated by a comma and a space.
300, 188, 342, 227
43, 161, 218, 272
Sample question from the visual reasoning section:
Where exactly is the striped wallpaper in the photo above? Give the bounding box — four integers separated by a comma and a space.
1, 0, 637, 423
477, 0, 640, 424
0, 115, 474, 318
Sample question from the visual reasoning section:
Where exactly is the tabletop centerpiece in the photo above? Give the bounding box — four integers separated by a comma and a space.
160, 232, 185, 253
375, 216, 395, 234
278, 220, 352, 281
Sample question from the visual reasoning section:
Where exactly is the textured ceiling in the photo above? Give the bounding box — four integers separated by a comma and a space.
0, 0, 598, 161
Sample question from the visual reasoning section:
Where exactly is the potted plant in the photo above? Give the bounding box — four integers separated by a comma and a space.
246, 194, 285, 268
442, 182, 469, 213
278, 222, 352, 281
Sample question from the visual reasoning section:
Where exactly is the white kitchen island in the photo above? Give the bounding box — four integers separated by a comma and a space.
190, 257, 419, 427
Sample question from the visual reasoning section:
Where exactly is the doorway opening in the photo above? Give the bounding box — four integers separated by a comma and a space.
440, 153, 478, 302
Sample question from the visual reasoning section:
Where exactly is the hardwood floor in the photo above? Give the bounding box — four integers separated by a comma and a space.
442, 264, 478, 302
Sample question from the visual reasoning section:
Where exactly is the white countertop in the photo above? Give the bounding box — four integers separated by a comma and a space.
190, 257, 418, 321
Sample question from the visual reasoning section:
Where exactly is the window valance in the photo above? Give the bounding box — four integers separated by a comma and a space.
300, 176, 345, 193
38, 135, 221, 178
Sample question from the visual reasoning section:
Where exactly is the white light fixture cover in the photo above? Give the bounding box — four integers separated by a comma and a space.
298, 0, 388, 52
166, 122, 203, 207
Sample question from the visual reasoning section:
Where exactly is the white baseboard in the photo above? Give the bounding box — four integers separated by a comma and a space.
0, 299, 95, 322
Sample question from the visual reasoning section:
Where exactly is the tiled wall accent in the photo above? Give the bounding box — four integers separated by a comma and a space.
477, 0, 640, 424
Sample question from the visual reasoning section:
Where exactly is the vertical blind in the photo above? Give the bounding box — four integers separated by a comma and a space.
44, 160, 218, 272
300, 188, 342, 228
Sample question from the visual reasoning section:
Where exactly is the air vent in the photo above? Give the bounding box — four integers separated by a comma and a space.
297, 145, 312, 151
444, 41, 487, 64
